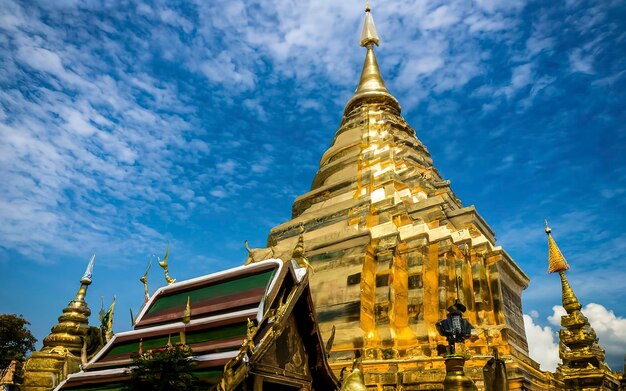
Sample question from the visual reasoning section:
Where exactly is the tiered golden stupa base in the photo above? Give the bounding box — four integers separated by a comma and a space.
21, 349, 82, 391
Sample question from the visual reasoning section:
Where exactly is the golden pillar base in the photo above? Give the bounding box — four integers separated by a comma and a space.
443, 355, 477, 391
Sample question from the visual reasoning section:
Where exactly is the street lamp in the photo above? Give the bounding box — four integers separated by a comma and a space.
436, 300, 473, 354
436, 299, 477, 391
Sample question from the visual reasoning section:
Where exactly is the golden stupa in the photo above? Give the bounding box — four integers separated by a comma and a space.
244, 4, 624, 390
252, 5, 545, 389
21, 257, 103, 391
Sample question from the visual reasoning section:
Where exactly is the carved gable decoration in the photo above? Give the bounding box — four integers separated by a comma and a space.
256, 314, 311, 381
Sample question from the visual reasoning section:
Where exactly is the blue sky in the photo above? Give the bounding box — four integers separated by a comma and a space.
1, 0, 625, 371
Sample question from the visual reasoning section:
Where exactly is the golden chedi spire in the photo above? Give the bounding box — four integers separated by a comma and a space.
545, 221, 580, 313
545, 220, 570, 273
344, 3, 400, 115
545, 222, 613, 387
42, 255, 95, 355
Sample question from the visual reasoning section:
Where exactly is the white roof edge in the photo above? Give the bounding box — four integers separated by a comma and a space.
195, 350, 239, 361
256, 259, 285, 321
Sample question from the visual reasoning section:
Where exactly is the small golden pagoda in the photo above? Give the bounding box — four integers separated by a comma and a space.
21, 256, 103, 391
545, 222, 621, 390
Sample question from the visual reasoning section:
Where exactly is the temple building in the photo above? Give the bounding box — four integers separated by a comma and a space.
54, 258, 339, 391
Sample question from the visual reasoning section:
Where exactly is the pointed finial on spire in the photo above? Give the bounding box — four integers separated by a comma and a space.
544, 220, 570, 273
360, 1, 380, 47
544, 219, 551, 234
345, 2, 400, 114
81, 254, 95, 284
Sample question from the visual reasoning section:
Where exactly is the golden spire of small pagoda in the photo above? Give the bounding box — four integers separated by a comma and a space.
545, 221, 579, 313
345, 2, 400, 114
41, 255, 95, 355
545, 220, 570, 273
545, 221, 609, 375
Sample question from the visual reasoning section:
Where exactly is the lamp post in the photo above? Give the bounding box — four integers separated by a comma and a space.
436, 300, 477, 391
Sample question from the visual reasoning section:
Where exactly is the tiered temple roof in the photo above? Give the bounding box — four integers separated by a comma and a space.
55, 259, 337, 391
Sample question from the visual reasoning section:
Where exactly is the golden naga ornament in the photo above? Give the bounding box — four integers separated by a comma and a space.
140, 260, 152, 302
100, 296, 116, 343
158, 242, 176, 284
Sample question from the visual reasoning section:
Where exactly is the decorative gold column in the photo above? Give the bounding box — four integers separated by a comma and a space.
360, 244, 379, 356
390, 242, 414, 350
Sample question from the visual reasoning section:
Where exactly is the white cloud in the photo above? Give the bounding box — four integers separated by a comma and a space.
523, 314, 560, 371
569, 48, 594, 74
475, 0, 527, 13
0, 2, 215, 263
574, 304, 626, 368
209, 187, 227, 198
198, 51, 256, 90
510, 63, 533, 91
216, 159, 237, 174
547, 305, 566, 326
422, 5, 460, 30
